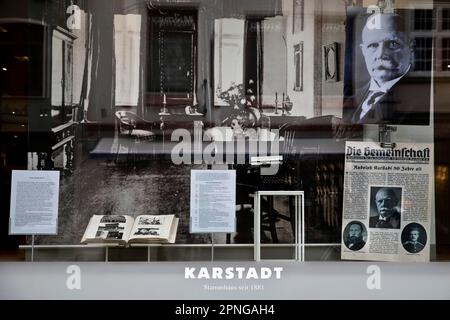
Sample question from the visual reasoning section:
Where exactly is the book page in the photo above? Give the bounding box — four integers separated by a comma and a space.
81, 215, 134, 244
129, 215, 175, 242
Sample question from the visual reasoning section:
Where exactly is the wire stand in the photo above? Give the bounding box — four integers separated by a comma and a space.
31, 235, 35, 262
211, 233, 215, 262
379, 124, 397, 149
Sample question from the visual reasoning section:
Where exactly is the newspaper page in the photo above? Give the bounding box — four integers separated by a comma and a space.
341, 141, 433, 262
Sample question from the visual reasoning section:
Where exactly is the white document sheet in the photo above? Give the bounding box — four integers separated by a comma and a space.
190, 170, 236, 233
9, 170, 60, 235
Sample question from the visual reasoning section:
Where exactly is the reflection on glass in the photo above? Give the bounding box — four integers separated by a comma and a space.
0, 23, 44, 97
214, 18, 244, 105
114, 14, 141, 106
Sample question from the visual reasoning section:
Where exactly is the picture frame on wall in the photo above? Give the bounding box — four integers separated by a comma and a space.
324, 42, 339, 82
293, 0, 304, 33
294, 42, 303, 91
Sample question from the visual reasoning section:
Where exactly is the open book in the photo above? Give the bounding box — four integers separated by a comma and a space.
81, 215, 179, 245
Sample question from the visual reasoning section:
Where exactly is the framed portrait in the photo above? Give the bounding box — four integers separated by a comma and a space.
293, 0, 304, 34
342, 8, 431, 125
294, 42, 303, 91
323, 42, 339, 82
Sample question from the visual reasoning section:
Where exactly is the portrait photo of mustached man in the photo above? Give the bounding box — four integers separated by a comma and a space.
369, 186, 402, 229
343, 8, 431, 125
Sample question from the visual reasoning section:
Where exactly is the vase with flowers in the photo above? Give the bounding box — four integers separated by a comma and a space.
217, 80, 260, 138
217, 80, 256, 109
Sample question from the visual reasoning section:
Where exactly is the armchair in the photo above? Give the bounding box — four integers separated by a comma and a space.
115, 111, 155, 140
114, 111, 156, 163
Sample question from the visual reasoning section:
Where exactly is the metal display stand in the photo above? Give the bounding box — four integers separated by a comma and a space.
379, 124, 397, 148
211, 233, 215, 261
253, 191, 305, 261
31, 235, 35, 262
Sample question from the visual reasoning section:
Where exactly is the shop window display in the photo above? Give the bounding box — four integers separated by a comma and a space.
0, 0, 447, 265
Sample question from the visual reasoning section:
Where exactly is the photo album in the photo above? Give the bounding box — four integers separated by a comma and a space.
81, 215, 179, 245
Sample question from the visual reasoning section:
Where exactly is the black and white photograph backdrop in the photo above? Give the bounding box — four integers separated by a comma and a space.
343, 8, 431, 125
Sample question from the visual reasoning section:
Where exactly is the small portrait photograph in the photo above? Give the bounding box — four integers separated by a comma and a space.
369, 186, 402, 229
343, 221, 367, 251
343, 8, 431, 125
134, 228, 159, 236
139, 217, 162, 225
100, 215, 127, 223
401, 223, 427, 254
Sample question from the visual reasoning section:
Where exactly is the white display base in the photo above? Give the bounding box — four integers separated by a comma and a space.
0, 260, 448, 299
